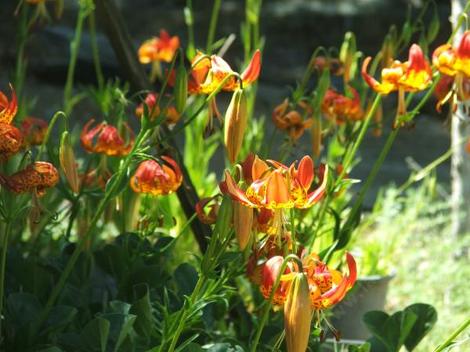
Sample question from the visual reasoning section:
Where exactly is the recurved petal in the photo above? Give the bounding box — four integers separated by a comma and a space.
241, 49, 261, 85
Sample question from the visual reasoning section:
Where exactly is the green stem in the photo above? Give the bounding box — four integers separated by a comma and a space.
0, 221, 12, 339
206, 0, 222, 54
341, 95, 381, 176
88, 10, 104, 91
434, 317, 470, 352
14, 4, 28, 118
396, 148, 453, 194
167, 276, 204, 352
345, 128, 399, 229
28, 127, 151, 343
63, 4, 89, 115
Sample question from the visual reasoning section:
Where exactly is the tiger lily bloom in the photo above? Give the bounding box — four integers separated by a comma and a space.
222, 154, 328, 210
135, 92, 180, 125
433, 31, 470, 106
0, 162, 59, 196
188, 50, 261, 95
362, 44, 432, 118
260, 256, 292, 305
130, 156, 183, 196
81, 119, 134, 156
0, 85, 18, 124
302, 252, 357, 310
0, 85, 22, 160
138, 30, 180, 64
321, 87, 364, 124
272, 99, 314, 140
20, 117, 48, 146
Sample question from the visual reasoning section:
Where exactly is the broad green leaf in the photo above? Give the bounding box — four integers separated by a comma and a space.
80, 317, 110, 352
404, 303, 437, 351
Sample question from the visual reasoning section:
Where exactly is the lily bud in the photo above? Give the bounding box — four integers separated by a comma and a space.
59, 131, 80, 194
339, 32, 357, 82
284, 272, 313, 352
224, 89, 248, 164
233, 201, 253, 250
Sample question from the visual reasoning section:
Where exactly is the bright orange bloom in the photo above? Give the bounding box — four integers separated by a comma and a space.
81, 119, 134, 156
0, 124, 23, 161
321, 87, 364, 124
20, 117, 48, 146
188, 50, 261, 95
433, 31, 470, 105
222, 154, 328, 210
0, 85, 18, 125
260, 256, 292, 305
433, 31, 470, 78
130, 157, 183, 196
138, 30, 180, 64
0, 162, 59, 196
0, 85, 22, 160
272, 99, 313, 140
135, 92, 180, 124
362, 44, 432, 94
302, 252, 356, 310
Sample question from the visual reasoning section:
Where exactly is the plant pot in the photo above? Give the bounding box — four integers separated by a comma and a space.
330, 274, 395, 341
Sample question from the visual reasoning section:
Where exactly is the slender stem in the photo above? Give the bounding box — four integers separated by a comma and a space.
0, 221, 12, 339
341, 94, 381, 177
206, 0, 222, 54
167, 276, 204, 352
345, 128, 399, 228
63, 5, 89, 115
88, 10, 104, 91
434, 317, 470, 352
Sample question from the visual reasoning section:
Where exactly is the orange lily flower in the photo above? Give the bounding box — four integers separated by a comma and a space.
20, 117, 48, 146
260, 256, 292, 305
362, 44, 432, 118
433, 31, 470, 105
312, 56, 344, 76
0, 85, 22, 160
130, 156, 183, 196
272, 99, 314, 140
302, 252, 357, 310
0, 85, 18, 124
0, 161, 59, 196
188, 50, 261, 95
362, 44, 432, 94
222, 154, 328, 210
135, 92, 180, 124
433, 31, 470, 78
81, 119, 134, 156
321, 87, 364, 124
138, 30, 180, 64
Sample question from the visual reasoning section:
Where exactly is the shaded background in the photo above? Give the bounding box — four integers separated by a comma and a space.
0, 0, 453, 206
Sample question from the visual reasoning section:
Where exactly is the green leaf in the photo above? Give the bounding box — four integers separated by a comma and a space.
6, 292, 42, 329
129, 284, 154, 339
174, 263, 199, 297
79, 317, 110, 352
364, 308, 419, 352
42, 305, 78, 335
404, 303, 437, 351
100, 312, 136, 352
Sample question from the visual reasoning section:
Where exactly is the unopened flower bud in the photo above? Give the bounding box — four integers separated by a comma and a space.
233, 201, 253, 250
284, 272, 313, 352
59, 131, 80, 193
224, 88, 248, 164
